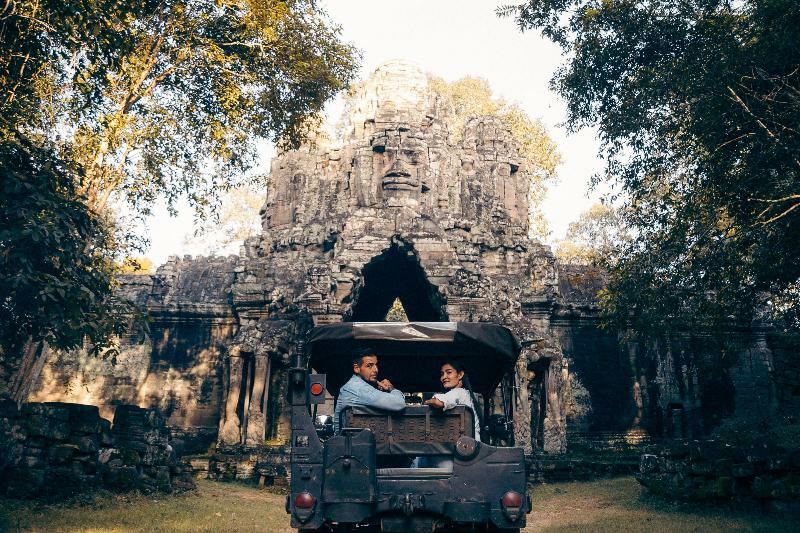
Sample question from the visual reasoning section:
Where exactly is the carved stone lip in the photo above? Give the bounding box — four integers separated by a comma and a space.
383, 170, 412, 178
382, 170, 418, 191
382, 174, 419, 191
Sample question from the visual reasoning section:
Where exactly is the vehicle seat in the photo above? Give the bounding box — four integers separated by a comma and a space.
342, 405, 474, 455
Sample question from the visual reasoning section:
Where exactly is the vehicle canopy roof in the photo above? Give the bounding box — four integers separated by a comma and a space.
308, 322, 520, 394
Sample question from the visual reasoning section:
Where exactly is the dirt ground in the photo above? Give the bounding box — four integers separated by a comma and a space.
0, 477, 797, 532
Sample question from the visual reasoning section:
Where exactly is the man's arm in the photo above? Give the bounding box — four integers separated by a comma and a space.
359, 384, 406, 411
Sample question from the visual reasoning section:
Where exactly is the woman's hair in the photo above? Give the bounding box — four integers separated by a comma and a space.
441, 360, 484, 436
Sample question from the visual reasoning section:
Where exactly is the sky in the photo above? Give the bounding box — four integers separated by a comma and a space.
143, 0, 605, 266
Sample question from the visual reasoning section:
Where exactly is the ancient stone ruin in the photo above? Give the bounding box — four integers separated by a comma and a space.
17, 62, 799, 484
0, 400, 194, 498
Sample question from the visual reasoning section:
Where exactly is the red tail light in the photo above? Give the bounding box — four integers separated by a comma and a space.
310, 383, 324, 396
294, 491, 316, 509
502, 490, 523, 508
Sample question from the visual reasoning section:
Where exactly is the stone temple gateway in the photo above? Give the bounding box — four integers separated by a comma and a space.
26, 62, 794, 466
221, 61, 565, 454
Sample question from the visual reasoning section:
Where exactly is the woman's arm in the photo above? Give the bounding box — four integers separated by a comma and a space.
426, 388, 469, 410
424, 397, 444, 408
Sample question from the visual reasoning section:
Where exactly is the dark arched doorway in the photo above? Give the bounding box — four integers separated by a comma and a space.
349, 240, 447, 322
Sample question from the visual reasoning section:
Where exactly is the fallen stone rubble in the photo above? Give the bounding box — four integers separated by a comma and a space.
0, 400, 195, 499
186, 443, 290, 488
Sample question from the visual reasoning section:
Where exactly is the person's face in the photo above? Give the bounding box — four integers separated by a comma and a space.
354, 355, 379, 383
440, 364, 464, 390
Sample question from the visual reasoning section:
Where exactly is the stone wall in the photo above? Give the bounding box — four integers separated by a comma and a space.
27, 256, 238, 454
638, 439, 800, 507
552, 262, 798, 451
767, 333, 800, 415
0, 401, 194, 499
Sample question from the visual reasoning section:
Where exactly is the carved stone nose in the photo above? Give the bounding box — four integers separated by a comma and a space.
385, 159, 411, 177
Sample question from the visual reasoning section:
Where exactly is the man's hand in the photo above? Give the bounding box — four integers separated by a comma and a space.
377, 379, 394, 392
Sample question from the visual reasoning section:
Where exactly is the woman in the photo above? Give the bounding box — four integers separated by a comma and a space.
424, 360, 482, 441
412, 361, 483, 470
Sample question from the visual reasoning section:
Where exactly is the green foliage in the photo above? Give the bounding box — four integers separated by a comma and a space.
502, 0, 800, 334
0, 0, 359, 367
1, 0, 154, 361
555, 203, 628, 265
0, 137, 132, 354
181, 184, 266, 255
428, 75, 561, 238
385, 298, 409, 322
59, 0, 360, 217
119, 256, 154, 275
0, 0, 156, 136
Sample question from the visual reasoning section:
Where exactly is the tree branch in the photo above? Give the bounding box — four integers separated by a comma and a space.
727, 85, 800, 170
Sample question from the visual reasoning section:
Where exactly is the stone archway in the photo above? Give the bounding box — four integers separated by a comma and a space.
349, 240, 447, 322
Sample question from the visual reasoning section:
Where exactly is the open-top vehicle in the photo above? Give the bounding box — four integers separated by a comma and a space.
286, 322, 531, 532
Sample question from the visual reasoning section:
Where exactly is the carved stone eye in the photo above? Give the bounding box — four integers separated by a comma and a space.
372, 144, 386, 153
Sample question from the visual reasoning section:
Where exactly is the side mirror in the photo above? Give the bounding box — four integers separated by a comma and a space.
314, 415, 334, 440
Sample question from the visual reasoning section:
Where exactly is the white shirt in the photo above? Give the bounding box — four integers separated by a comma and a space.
433, 387, 481, 440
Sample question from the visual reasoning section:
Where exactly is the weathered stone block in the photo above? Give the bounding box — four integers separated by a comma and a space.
712, 458, 733, 475
48, 443, 79, 465
690, 461, 713, 476
23, 455, 45, 468
26, 415, 70, 440
104, 465, 139, 490
154, 466, 172, 492
22, 403, 70, 421
99, 419, 114, 446
4, 468, 46, 498
714, 476, 734, 498
768, 454, 789, 472
659, 457, 687, 474
72, 435, 99, 454
117, 447, 142, 466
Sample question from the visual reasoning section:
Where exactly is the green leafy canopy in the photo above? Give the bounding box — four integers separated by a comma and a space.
502, 0, 800, 334
0, 0, 360, 365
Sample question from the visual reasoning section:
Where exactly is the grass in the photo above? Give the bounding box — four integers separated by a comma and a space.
0, 480, 293, 533
526, 477, 798, 532
0, 477, 797, 532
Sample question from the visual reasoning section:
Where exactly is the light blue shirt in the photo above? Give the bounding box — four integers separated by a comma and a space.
333, 374, 406, 433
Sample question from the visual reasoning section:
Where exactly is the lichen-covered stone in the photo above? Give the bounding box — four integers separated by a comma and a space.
0, 402, 194, 499
638, 439, 800, 504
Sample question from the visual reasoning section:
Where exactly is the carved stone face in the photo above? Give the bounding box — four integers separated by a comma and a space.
371, 130, 429, 207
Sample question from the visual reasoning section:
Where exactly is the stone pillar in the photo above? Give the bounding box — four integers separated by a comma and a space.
219, 347, 244, 445
513, 355, 533, 455
542, 358, 567, 454
244, 354, 271, 446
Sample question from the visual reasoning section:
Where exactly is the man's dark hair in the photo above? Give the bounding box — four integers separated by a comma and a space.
352, 347, 377, 367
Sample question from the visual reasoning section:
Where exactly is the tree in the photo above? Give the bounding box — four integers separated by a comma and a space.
57, 0, 359, 219
428, 76, 561, 238
181, 184, 266, 256
554, 203, 628, 265
0, 0, 359, 372
119, 256, 155, 275
501, 0, 800, 333
0, 137, 132, 359
1, 0, 159, 369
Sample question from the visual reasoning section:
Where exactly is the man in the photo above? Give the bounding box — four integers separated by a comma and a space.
333, 348, 405, 434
